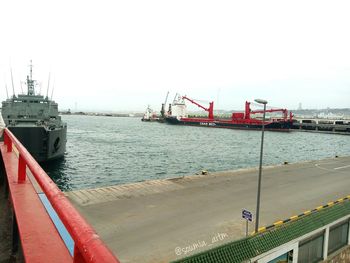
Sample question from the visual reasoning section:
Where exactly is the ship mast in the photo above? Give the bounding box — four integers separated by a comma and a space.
27, 60, 35, 95
10, 67, 16, 97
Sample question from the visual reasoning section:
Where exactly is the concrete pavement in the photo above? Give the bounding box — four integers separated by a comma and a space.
66, 156, 350, 263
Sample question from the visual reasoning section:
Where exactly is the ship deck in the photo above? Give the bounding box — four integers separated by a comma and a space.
65, 156, 350, 263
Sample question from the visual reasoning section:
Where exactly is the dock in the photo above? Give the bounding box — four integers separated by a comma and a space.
66, 156, 350, 263
292, 118, 350, 134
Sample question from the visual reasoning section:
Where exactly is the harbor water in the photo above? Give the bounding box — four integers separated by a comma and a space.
42, 115, 350, 191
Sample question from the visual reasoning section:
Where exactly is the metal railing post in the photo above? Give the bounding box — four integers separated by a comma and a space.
18, 154, 26, 182
4, 132, 12, 152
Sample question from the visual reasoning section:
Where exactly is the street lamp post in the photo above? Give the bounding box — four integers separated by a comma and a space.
254, 99, 268, 233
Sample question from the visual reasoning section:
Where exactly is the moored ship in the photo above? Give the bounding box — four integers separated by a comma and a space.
165, 94, 293, 131
141, 105, 160, 122
1, 61, 67, 162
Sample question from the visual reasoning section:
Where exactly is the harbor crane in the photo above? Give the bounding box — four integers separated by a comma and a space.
182, 96, 214, 119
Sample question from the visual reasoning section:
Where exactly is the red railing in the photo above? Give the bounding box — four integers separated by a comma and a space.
3, 128, 120, 263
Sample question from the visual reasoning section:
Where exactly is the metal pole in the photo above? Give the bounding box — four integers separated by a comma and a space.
255, 102, 266, 232
246, 220, 248, 237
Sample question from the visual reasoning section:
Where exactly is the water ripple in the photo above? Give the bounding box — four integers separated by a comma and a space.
43, 115, 350, 191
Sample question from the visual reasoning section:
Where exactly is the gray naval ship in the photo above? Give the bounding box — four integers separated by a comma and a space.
1, 61, 67, 162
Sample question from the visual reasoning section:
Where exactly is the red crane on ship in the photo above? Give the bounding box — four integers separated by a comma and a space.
182, 96, 214, 119
243, 101, 293, 122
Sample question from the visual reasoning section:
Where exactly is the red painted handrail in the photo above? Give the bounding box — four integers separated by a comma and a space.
3, 128, 120, 263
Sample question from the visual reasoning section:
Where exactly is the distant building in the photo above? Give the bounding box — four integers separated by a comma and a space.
298, 102, 302, 110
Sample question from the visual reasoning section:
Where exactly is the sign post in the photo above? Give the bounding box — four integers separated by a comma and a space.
242, 209, 253, 237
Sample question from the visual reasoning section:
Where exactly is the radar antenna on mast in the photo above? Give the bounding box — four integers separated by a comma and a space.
26, 60, 36, 95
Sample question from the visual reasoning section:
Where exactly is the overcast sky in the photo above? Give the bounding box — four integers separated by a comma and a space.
0, 0, 349, 112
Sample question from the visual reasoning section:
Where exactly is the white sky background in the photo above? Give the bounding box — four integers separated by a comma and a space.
0, 0, 349, 112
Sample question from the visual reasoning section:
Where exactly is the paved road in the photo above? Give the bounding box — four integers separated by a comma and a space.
66, 156, 350, 263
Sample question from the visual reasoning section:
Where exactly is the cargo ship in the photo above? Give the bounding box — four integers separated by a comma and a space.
165, 94, 293, 131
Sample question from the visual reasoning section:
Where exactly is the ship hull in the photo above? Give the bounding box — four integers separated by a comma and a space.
165, 117, 292, 131
8, 125, 67, 162
141, 118, 159, 122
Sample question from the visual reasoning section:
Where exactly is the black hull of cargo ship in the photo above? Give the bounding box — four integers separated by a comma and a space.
165, 117, 292, 131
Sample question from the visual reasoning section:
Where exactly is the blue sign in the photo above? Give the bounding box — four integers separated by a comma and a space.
242, 209, 253, 222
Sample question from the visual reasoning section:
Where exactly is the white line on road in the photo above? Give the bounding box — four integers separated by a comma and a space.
334, 165, 350, 170
315, 164, 333, 171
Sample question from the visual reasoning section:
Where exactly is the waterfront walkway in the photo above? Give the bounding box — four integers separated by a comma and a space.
66, 156, 350, 263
